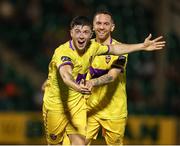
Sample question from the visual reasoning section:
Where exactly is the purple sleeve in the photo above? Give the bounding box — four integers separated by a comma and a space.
58, 61, 74, 70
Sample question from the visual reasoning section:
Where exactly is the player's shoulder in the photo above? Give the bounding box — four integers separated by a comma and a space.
58, 41, 70, 49
90, 39, 101, 46
112, 38, 122, 44
55, 41, 71, 53
88, 39, 102, 52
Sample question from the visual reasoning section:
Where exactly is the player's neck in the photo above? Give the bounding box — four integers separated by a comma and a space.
76, 48, 85, 56
96, 36, 112, 45
71, 40, 86, 56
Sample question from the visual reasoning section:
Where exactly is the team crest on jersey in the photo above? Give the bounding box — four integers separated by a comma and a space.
105, 55, 111, 64
50, 134, 57, 140
61, 56, 71, 62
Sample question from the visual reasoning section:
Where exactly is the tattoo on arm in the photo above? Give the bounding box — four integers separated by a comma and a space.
92, 74, 114, 86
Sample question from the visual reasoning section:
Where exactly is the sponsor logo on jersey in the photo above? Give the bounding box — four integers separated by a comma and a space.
61, 56, 71, 62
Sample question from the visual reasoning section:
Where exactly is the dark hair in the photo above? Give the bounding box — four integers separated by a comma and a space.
70, 16, 92, 30
93, 9, 114, 23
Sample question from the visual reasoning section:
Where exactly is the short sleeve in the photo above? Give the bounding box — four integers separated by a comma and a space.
53, 48, 74, 69
111, 55, 127, 72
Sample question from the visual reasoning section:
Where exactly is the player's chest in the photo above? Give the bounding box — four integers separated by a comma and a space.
73, 53, 93, 72
92, 55, 118, 69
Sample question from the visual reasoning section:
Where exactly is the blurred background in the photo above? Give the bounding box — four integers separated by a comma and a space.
0, 0, 179, 144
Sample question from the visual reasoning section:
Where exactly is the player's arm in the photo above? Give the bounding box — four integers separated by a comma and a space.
85, 55, 127, 91
108, 34, 166, 55
59, 65, 90, 94
85, 68, 121, 91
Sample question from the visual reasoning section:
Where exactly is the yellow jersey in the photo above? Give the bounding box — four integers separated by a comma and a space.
43, 40, 109, 111
87, 38, 128, 119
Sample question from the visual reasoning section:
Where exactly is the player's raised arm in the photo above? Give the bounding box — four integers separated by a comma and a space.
108, 34, 166, 55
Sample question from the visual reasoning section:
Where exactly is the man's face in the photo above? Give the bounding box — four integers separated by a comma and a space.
70, 25, 92, 51
93, 14, 114, 40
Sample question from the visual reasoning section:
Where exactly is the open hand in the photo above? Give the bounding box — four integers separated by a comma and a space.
143, 34, 166, 51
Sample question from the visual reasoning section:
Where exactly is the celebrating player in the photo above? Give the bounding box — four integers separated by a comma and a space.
42, 15, 165, 145
85, 10, 128, 145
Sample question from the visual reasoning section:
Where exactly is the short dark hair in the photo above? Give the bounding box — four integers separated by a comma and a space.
70, 16, 92, 30
93, 9, 114, 23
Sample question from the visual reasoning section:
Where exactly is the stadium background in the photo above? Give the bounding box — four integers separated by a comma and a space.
0, 0, 179, 144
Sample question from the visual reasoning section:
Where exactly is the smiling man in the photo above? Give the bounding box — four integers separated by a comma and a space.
85, 10, 128, 145
42, 16, 165, 145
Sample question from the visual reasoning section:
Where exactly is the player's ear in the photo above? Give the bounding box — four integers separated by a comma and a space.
70, 29, 73, 37
111, 23, 115, 32
90, 31, 93, 38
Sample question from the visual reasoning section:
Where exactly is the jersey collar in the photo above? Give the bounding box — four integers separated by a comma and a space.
110, 37, 112, 44
69, 40, 75, 50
